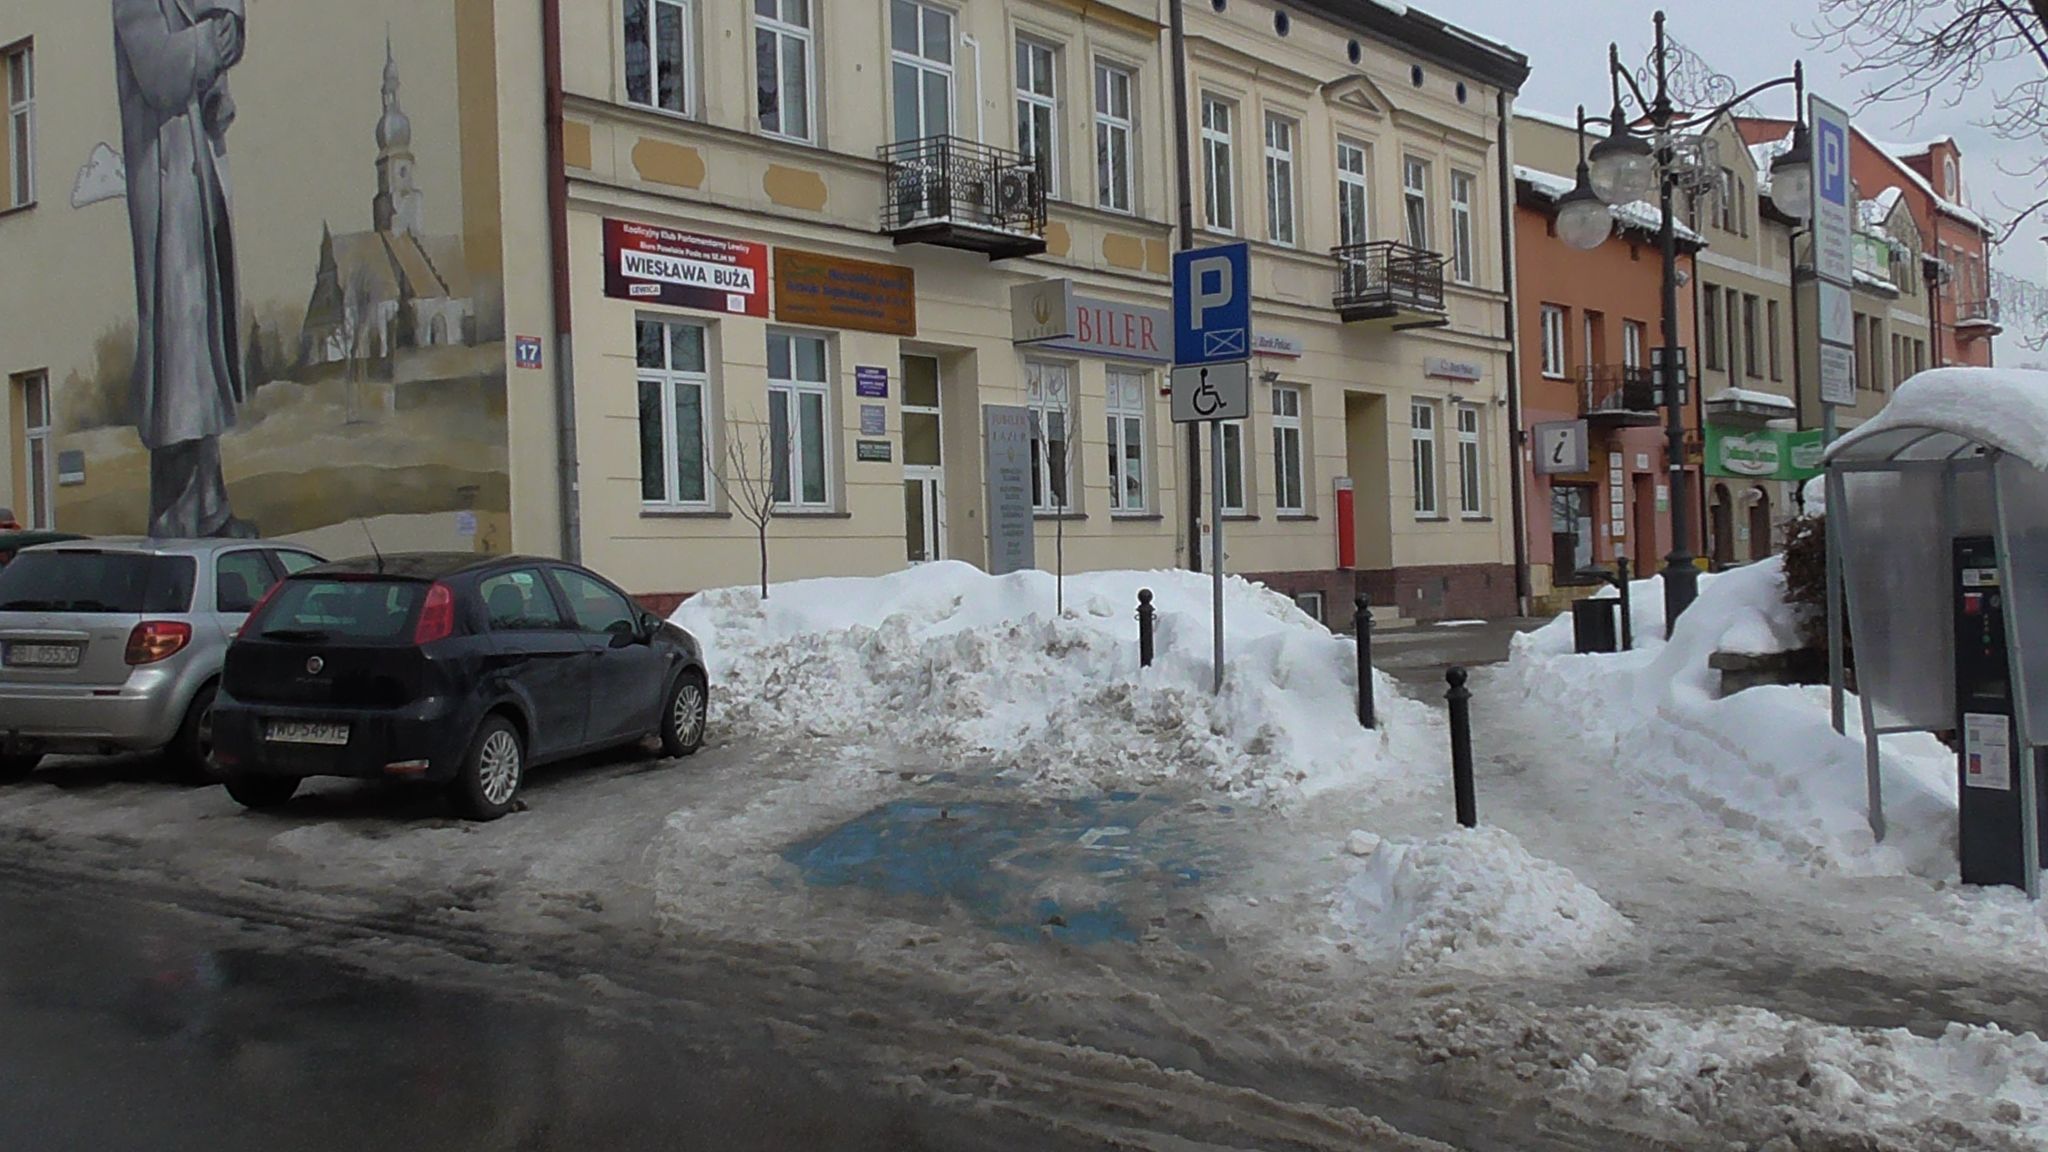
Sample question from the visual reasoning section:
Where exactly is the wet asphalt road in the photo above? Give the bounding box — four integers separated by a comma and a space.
0, 877, 1097, 1152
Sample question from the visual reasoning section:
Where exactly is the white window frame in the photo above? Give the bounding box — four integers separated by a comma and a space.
1015, 37, 1059, 194
1094, 60, 1135, 214
1220, 421, 1248, 515
768, 331, 834, 511
5, 43, 31, 210
1449, 169, 1476, 284
1411, 400, 1439, 517
1402, 156, 1431, 250
1457, 403, 1483, 519
1026, 360, 1076, 514
1623, 320, 1645, 369
1337, 138, 1370, 247
1264, 113, 1297, 247
1105, 365, 1149, 513
17, 371, 51, 529
1540, 305, 1566, 380
1272, 385, 1305, 515
636, 317, 714, 511
754, 0, 815, 143
1201, 93, 1236, 233
624, 0, 693, 117
890, 0, 955, 142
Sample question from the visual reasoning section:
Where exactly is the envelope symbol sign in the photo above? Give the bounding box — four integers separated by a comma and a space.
1204, 329, 1246, 358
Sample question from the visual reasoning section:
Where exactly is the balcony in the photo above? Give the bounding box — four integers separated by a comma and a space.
1957, 297, 2003, 338
1581, 365, 1661, 426
1332, 241, 1448, 328
879, 136, 1047, 260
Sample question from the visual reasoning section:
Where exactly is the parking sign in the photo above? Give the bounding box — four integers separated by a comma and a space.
1173, 243, 1251, 366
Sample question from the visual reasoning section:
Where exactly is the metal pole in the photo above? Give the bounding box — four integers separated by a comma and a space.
1169, 0, 1202, 573
1211, 419, 1225, 693
1616, 556, 1633, 651
1447, 667, 1477, 828
1137, 588, 1156, 669
1356, 593, 1375, 729
1649, 13, 1699, 631
1825, 415, 1845, 736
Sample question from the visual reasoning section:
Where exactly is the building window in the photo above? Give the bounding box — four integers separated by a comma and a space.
1027, 360, 1074, 513
755, 0, 814, 142
1714, 167, 1734, 232
1623, 320, 1646, 369
1272, 385, 1304, 514
1449, 170, 1476, 284
5, 44, 30, 209
1220, 421, 1247, 514
1336, 138, 1370, 246
1264, 113, 1296, 246
1105, 366, 1148, 513
1015, 37, 1058, 192
768, 332, 832, 509
1539, 305, 1566, 379
625, 0, 692, 116
637, 319, 712, 510
1945, 156, 1958, 199
1702, 285, 1722, 370
1742, 294, 1760, 378
1411, 401, 1438, 516
1457, 404, 1483, 518
1094, 61, 1135, 213
1767, 299, 1782, 380
891, 0, 954, 141
1403, 156, 1431, 249
1200, 94, 1235, 232
1869, 317, 1885, 391
1724, 287, 1740, 383
14, 371, 51, 529
1582, 310, 1601, 371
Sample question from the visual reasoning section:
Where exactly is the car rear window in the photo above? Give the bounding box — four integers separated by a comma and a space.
0, 551, 196, 613
249, 578, 427, 643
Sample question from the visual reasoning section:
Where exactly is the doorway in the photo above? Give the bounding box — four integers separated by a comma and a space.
1551, 484, 1595, 584
1748, 486, 1774, 561
1632, 472, 1657, 570
902, 355, 945, 563
1710, 483, 1736, 567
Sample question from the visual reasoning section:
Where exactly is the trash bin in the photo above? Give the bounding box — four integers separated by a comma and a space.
1572, 597, 1622, 654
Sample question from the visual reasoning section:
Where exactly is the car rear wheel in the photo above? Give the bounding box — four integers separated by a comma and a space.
451, 716, 523, 822
224, 775, 299, 810
172, 683, 219, 783
660, 671, 708, 759
0, 754, 40, 783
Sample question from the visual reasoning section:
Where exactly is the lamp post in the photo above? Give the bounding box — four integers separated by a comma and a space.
1559, 11, 1811, 630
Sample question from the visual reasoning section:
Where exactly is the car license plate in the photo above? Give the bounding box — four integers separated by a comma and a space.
266, 721, 350, 746
5, 643, 82, 668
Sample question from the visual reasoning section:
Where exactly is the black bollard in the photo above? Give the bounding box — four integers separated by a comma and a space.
1355, 593, 1376, 730
1137, 589, 1156, 669
1615, 557, 1633, 652
1447, 667, 1476, 829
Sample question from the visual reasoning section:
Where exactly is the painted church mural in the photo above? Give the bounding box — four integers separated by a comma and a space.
53, 2, 509, 550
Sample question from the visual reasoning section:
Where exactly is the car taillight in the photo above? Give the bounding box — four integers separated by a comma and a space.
126, 621, 193, 665
236, 581, 287, 639
413, 582, 456, 645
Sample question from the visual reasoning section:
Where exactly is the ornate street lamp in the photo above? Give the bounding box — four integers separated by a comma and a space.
1558, 107, 1617, 252
1571, 10, 1806, 630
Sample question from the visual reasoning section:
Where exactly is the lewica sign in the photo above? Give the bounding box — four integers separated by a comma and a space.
602, 219, 769, 316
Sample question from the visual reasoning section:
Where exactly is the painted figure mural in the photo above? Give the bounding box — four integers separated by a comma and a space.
112, 0, 252, 538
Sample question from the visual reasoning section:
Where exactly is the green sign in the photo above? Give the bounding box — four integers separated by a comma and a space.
1705, 425, 1823, 482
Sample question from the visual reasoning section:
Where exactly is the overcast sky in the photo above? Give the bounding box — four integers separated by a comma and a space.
1424, 0, 2043, 359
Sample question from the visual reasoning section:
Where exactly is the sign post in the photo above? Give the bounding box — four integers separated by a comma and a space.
1811, 93, 1854, 740
1172, 243, 1253, 694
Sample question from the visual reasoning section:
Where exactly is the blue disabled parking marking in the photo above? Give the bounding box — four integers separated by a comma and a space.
783, 791, 1219, 946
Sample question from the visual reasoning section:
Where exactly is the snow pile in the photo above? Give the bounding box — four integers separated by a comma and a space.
1334, 826, 1629, 973
1504, 557, 1958, 876
1828, 366, 2048, 467
672, 563, 1440, 800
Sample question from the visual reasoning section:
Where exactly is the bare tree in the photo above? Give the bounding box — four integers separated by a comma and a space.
337, 263, 376, 424
715, 424, 781, 600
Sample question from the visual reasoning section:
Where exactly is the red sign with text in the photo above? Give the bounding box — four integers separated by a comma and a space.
602, 219, 769, 316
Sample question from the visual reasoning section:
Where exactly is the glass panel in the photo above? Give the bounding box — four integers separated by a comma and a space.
756, 0, 776, 16
893, 63, 920, 141
766, 334, 791, 380
903, 356, 939, 408
1122, 416, 1144, 509
923, 6, 952, 63
781, 35, 809, 138
923, 69, 950, 137
27, 438, 49, 529
904, 411, 941, 467
795, 335, 826, 382
1047, 410, 1068, 507
799, 392, 827, 504
769, 395, 792, 503
890, 0, 917, 54
638, 380, 667, 502
6, 52, 22, 105
556, 569, 638, 636
655, 0, 686, 113
786, 1, 811, 28
1106, 415, 1123, 510
624, 0, 652, 106
636, 320, 664, 370
674, 382, 706, 503
668, 323, 704, 372
756, 28, 780, 132
905, 481, 929, 562
1223, 424, 1243, 509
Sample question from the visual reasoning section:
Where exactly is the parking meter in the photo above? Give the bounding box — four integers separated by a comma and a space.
1953, 536, 2048, 888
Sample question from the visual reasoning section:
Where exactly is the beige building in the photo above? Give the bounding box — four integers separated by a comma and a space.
1, 1, 1527, 622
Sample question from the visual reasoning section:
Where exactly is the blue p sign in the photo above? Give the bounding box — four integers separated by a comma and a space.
1819, 117, 1848, 208
1173, 243, 1252, 366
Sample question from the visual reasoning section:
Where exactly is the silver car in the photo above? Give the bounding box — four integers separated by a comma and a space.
0, 538, 325, 781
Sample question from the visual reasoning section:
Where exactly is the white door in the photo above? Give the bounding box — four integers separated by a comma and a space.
902, 355, 945, 563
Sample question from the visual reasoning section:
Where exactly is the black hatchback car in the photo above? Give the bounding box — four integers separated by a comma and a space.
211, 554, 709, 820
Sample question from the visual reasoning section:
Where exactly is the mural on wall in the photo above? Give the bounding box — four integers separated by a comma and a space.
60, 2, 509, 548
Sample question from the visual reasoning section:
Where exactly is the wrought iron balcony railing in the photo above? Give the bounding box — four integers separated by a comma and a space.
1332, 241, 1447, 325
1582, 365, 1660, 422
1958, 297, 2002, 327
879, 136, 1048, 258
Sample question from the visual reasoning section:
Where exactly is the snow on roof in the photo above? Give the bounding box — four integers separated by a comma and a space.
1826, 368, 2048, 468
1869, 134, 1956, 158
1861, 130, 1992, 234
1706, 387, 1796, 412
1853, 267, 1898, 293
1857, 185, 1906, 229
1515, 164, 1706, 245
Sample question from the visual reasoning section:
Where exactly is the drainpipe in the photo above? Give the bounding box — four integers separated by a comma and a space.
542, 0, 582, 563
1495, 88, 1529, 615
1169, 0, 1201, 572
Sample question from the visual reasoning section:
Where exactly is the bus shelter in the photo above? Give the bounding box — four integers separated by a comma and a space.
1823, 368, 2048, 898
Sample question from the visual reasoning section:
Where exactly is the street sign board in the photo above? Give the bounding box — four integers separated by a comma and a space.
1818, 280, 1854, 347
1811, 96, 1854, 287
1533, 420, 1590, 475
1170, 361, 1251, 423
1172, 243, 1251, 366
1820, 344, 1857, 406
